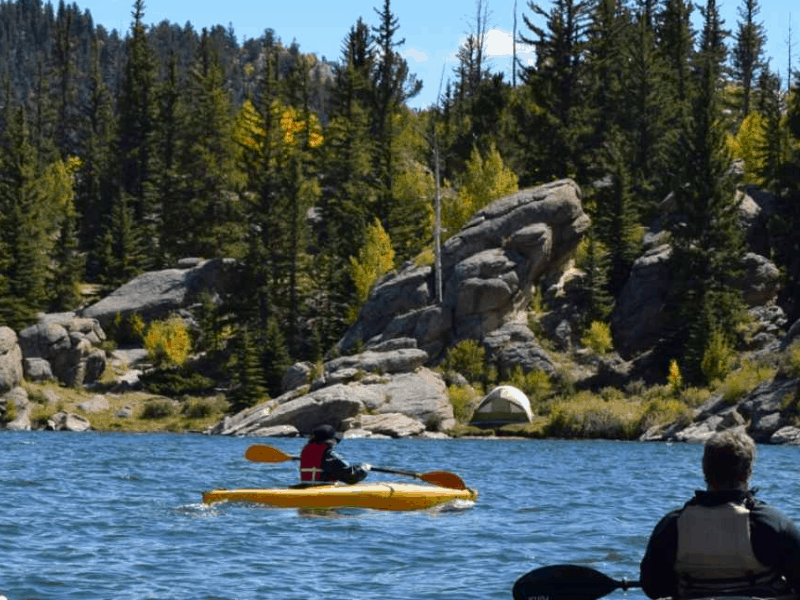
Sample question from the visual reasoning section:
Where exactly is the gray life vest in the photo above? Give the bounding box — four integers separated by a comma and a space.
675, 501, 793, 598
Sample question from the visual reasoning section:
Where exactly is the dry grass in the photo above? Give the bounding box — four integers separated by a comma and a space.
23, 381, 228, 433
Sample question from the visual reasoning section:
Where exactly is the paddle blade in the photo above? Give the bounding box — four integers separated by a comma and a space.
244, 444, 296, 463
419, 470, 468, 490
513, 565, 627, 600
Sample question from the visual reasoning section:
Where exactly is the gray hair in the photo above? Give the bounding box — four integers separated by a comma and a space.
702, 429, 756, 490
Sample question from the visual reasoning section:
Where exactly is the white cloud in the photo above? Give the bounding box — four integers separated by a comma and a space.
446, 28, 536, 65
485, 28, 535, 59
404, 47, 429, 63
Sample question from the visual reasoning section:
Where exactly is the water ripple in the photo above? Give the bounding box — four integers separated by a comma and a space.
2, 432, 799, 600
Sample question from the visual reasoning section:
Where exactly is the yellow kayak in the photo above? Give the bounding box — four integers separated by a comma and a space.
202, 482, 478, 511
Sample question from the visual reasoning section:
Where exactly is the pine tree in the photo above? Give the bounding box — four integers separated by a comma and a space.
0, 104, 50, 329
583, 0, 629, 169
370, 0, 423, 239
49, 196, 84, 311
316, 21, 380, 347
621, 0, 675, 216
152, 52, 183, 266
228, 324, 267, 413
53, 0, 80, 157
175, 28, 244, 259
280, 54, 324, 356
519, 0, 593, 180
664, 0, 746, 384
755, 67, 787, 192
593, 135, 642, 297
730, 0, 766, 119
261, 315, 291, 398
657, 0, 696, 110
775, 71, 800, 321
115, 0, 158, 269
76, 36, 116, 279
98, 194, 146, 288
578, 226, 614, 326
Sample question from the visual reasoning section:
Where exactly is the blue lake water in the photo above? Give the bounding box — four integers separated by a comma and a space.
2, 431, 799, 600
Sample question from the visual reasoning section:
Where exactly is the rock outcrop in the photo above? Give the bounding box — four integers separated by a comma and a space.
209, 339, 456, 438
0, 327, 23, 393
18, 317, 107, 387
81, 257, 237, 328
611, 185, 785, 362
338, 179, 589, 360
641, 375, 800, 444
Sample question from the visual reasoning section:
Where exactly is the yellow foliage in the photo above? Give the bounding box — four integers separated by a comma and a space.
348, 219, 395, 322
728, 112, 766, 184
279, 107, 323, 147
144, 316, 192, 368
234, 100, 323, 155
581, 321, 613, 355
392, 160, 436, 241
668, 359, 683, 395
442, 144, 518, 239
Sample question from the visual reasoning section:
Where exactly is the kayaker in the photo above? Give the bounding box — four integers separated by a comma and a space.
299, 424, 370, 485
639, 428, 800, 599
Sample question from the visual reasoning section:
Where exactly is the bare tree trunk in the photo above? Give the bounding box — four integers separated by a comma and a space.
513, 0, 518, 87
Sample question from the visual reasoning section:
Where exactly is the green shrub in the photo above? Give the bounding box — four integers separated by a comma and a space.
545, 392, 642, 439
781, 340, 800, 378
182, 397, 229, 419
1, 400, 17, 423
701, 330, 735, 384
140, 399, 178, 419
140, 367, 216, 397
108, 312, 146, 345
507, 366, 552, 402
581, 321, 613, 355
441, 340, 487, 384
681, 386, 713, 408
447, 384, 477, 423
719, 360, 776, 404
637, 398, 693, 433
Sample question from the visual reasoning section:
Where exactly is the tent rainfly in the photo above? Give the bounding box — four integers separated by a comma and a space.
470, 385, 533, 427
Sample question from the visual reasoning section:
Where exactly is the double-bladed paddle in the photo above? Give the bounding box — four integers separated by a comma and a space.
512, 565, 641, 600
244, 443, 468, 490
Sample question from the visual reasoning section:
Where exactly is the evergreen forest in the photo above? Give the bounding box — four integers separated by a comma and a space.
1, 0, 800, 407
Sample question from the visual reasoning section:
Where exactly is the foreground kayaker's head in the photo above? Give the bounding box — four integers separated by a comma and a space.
702, 429, 755, 491
311, 424, 343, 445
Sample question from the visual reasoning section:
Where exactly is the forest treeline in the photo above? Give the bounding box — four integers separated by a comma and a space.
1, 0, 799, 406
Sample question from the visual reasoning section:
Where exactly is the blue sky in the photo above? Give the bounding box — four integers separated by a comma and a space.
79, 0, 795, 110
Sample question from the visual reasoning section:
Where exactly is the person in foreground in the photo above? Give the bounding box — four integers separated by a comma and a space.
298, 424, 370, 485
640, 428, 800, 599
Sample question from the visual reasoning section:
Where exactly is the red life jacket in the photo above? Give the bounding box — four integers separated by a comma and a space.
299, 442, 330, 482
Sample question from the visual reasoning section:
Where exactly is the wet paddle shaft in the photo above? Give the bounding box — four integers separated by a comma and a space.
244, 443, 468, 490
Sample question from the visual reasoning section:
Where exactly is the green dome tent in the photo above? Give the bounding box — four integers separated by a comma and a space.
469, 385, 533, 427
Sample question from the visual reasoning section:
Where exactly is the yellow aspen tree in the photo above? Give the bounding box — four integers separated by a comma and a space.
728, 111, 766, 184
443, 143, 518, 239
348, 218, 395, 322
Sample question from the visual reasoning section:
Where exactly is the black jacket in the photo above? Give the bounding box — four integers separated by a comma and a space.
640, 489, 800, 599
319, 443, 368, 485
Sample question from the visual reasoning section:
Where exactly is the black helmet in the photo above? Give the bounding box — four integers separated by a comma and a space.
311, 424, 342, 443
